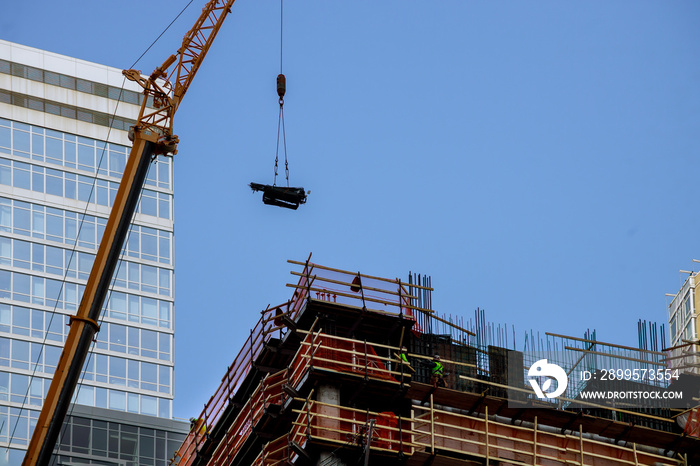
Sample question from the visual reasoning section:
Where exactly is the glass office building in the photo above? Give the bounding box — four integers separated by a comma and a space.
0, 40, 187, 464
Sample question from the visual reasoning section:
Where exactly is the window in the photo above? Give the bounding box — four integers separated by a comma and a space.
128, 359, 139, 389
13, 240, 30, 269
159, 333, 171, 361
78, 141, 95, 171
46, 168, 63, 196
110, 324, 126, 353
0, 158, 11, 185
11, 340, 29, 370
141, 362, 157, 392
128, 392, 140, 413
12, 307, 30, 336
109, 390, 125, 411
141, 395, 157, 416
45, 136, 62, 164
141, 330, 157, 359
76, 385, 93, 407
0, 305, 9, 332
0, 125, 10, 150
670, 314, 676, 341
139, 190, 158, 217
110, 292, 127, 320
142, 298, 158, 327
159, 365, 171, 394
13, 129, 30, 155
142, 265, 157, 294
0, 271, 10, 299
44, 344, 62, 374
13, 161, 30, 189
110, 357, 126, 386
157, 158, 170, 189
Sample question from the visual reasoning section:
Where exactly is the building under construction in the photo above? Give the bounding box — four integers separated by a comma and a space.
170, 257, 700, 466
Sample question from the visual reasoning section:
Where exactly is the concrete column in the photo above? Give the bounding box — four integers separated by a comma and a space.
316, 384, 346, 466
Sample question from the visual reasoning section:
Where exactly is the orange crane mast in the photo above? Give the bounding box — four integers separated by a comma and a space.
23, 1, 238, 464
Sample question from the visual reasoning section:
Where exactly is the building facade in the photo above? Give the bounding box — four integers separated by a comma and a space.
668, 269, 699, 375
0, 39, 186, 463
669, 271, 698, 348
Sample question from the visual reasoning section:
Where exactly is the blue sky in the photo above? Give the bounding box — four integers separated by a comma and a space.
2, 1, 699, 420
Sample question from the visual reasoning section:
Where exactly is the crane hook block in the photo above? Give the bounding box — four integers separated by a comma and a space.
277, 74, 286, 100
249, 182, 307, 210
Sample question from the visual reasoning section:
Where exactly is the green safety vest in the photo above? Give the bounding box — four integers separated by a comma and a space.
400, 353, 408, 363
431, 361, 444, 376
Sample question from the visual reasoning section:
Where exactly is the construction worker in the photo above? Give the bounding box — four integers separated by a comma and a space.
399, 346, 409, 364
429, 355, 446, 387
190, 417, 207, 437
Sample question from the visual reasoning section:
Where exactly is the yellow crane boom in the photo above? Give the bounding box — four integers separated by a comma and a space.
23, 1, 237, 464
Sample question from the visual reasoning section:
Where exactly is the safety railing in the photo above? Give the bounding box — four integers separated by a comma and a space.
200, 330, 415, 466
171, 259, 314, 465
206, 368, 287, 465
291, 398, 413, 455
203, 331, 322, 466
287, 260, 431, 322
277, 396, 682, 466
249, 401, 313, 466
286, 330, 322, 389
664, 341, 700, 375
412, 402, 681, 466
170, 302, 288, 465
297, 330, 413, 384
250, 434, 294, 466
173, 258, 434, 465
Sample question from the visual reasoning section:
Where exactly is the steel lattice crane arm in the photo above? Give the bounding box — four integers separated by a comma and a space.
23, 1, 237, 464
124, 0, 238, 155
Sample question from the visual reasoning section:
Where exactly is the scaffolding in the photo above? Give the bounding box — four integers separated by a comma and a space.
171, 257, 699, 466
252, 395, 682, 466
170, 259, 314, 465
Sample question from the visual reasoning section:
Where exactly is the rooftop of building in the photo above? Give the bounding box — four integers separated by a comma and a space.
169, 256, 700, 466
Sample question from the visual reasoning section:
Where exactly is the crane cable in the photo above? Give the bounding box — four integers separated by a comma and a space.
273, 0, 289, 187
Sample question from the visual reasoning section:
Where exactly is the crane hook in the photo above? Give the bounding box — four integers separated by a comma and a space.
277, 73, 286, 106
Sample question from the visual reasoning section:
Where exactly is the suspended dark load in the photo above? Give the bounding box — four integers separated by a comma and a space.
250, 14, 310, 212
249, 182, 307, 210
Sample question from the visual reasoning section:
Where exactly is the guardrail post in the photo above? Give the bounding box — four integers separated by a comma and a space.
430, 394, 435, 454
485, 405, 489, 463
533, 415, 538, 466
364, 339, 369, 381
305, 399, 312, 440
309, 332, 315, 368
249, 328, 254, 371
305, 260, 312, 300
357, 272, 367, 310
364, 418, 376, 466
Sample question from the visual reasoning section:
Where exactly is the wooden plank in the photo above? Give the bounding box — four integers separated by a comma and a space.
287, 259, 434, 290
296, 330, 476, 369
546, 332, 664, 356
290, 270, 420, 300
286, 283, 432, 313
563, 346, 665, 366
